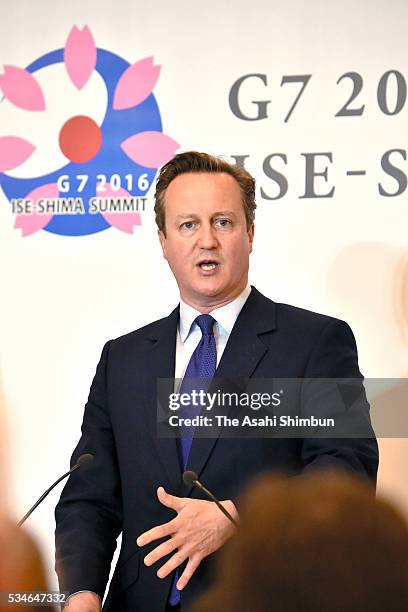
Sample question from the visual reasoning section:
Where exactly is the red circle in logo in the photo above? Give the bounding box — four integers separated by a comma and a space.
59, 115, 102, 163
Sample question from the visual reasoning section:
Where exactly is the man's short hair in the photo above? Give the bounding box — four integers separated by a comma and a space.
154, 151, 256, 235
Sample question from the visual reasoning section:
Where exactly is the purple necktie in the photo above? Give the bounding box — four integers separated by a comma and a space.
169, 314, 216, 606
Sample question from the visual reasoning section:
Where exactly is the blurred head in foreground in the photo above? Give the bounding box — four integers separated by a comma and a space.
0, 386, 49, 611
0, 515, 47, 612
191, 472, 408, 612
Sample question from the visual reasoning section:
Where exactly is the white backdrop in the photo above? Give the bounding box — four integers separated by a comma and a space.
1, 0, 407, 591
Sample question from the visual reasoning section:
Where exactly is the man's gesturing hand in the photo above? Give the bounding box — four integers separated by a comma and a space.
136, 486, 238, 591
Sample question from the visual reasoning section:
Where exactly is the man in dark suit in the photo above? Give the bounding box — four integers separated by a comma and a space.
55, 152, 378, 612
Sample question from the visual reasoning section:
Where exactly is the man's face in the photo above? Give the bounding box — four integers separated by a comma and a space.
158, 172, 254, 311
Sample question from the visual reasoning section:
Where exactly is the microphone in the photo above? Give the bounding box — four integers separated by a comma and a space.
183, 470, 238, 527
18, 453, 94, 527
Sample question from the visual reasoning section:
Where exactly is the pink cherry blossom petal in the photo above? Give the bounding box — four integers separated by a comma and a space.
14, 183, 58, 236
0, 66, 45, 111
64, 25, 97, 90
121, 132, 179, 169
0, 136, 35, 172
99, 186, 141, 234
113, 57, 161, 110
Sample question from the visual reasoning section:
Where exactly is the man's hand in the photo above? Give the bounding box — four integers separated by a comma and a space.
136, 486, 238, 591
63, 591, 101, 611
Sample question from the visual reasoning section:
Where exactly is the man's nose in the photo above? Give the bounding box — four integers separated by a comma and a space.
197, 223, 218, 249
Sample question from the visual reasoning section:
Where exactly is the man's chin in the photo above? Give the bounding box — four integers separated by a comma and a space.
183, 281, 242, 310
194, 280, 225, 298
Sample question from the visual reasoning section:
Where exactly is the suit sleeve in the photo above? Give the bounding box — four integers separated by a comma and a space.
55, 341, 122, 600
300, 319, 379, 484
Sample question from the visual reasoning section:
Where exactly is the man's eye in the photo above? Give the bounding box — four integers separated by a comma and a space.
215, 218, 231, 228
181, 221, 195, 230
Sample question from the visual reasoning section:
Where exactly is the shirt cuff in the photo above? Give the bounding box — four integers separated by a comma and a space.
64, 591, 102, 609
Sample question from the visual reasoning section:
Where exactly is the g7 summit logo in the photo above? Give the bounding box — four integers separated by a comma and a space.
0, 26, 179, 236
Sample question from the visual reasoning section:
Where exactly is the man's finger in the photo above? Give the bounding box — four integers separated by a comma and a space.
143, 537, 179, 566
157, 486, 186, 511
136, 517, 178, 546
157, 549, 188, 579
176, 555, 201, 590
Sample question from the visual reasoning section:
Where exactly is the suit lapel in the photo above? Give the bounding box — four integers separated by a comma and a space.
142, 288, 277, 495
185, 287, 277, 489
142, 306, 182, 492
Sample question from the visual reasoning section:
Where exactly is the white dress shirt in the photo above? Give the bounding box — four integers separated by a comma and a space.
175, 285, 252, 385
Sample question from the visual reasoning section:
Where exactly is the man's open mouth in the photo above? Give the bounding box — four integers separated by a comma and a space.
198, 260, 219, 271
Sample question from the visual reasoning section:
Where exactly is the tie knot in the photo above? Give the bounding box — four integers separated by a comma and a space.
195, 314, 215, 336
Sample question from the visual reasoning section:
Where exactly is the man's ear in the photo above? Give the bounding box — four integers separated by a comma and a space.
158, 229, 167, 260
248, 223, 255, 253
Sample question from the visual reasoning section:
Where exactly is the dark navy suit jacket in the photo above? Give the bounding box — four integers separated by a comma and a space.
55, 287, 378, 611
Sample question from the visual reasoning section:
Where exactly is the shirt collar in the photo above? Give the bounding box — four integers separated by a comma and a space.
179, 285, 252, 342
